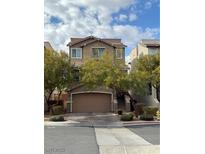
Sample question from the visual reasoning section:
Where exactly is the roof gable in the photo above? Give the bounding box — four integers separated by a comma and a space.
79, 39, 115, 48
67, 36, 97, 46
68, 36, 126, 48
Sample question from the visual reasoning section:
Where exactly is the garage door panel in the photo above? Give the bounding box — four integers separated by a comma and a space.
72, 93, 111, 113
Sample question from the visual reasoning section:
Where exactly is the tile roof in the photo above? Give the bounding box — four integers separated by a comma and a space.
140, 39, 160, 46
68, 36, 126, 47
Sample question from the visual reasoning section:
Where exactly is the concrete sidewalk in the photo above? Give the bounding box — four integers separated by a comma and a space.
95, 128, 159, 154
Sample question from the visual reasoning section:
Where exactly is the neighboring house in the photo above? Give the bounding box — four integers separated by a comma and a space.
66, 36, 130, 113
129, 39, 160, 107
44, 41, 54, 51
138, 39, 160, 57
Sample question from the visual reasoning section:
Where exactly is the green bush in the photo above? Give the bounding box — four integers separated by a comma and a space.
52, 105, 64, 115
49, 115, 65, 122
143, 106, 158, 116
120, 112, 134, 121
139, 114, 154, 121
156, 110, 160, 120
134, 103, 145, 116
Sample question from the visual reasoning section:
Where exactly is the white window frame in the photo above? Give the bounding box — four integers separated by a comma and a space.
71, 48, 82, 59
92, 47, 105, 58
115, 48, 123, 59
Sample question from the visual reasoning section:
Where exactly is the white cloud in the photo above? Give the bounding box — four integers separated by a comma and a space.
119, 14, 128, 21
129, 13, 138, 21
44, 0, 159, 52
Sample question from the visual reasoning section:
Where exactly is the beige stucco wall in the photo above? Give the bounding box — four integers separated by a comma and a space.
129, 47, 137, 62
70, 41, 125, 66
129, 47, 138, 71
138, 43, 148, 57
70, 85, 113, 94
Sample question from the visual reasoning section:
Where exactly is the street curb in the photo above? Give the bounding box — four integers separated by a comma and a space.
123, 121, 160, 126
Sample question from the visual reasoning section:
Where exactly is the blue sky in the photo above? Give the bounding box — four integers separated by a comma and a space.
111, 0, 160, 55
44, 0, 160, 60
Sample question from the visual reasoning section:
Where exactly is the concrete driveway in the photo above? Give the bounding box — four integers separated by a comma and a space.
45, 113, 123, 127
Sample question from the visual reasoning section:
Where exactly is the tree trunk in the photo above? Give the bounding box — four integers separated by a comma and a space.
156, 86, 160, 102
125, 92, 137, 111
45, 89, 54, 114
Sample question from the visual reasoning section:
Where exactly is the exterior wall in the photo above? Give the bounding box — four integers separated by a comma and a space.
124, 95, 131, 112
70, 40, 125, 66
129, 47, 137, 62
83, 41, 115, 60
148, 47, 160, 55
138, 43, 148, 58
44, 42, 54, 51
70, 85, 113, 94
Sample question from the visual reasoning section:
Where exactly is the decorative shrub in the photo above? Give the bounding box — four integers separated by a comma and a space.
49, 115, 65, 122
52, 105, 64, 115
117, 110, 123, 115
143, 106, 159, 116
120, 112, 134, 121
134, 103, 145, 116
139, 114, 154, 121
156, 110, 160, 120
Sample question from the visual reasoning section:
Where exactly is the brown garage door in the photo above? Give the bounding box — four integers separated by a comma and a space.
72, 93, 111, 113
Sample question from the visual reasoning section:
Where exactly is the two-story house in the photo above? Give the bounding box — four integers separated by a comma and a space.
129, 39, 160, 107
66, 36, 130, 113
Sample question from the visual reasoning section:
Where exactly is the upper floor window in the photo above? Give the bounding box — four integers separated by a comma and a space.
116, 48, 123, 59
71, 48, 82, 59
92, 48, 105, 58
148, 47, 158, 55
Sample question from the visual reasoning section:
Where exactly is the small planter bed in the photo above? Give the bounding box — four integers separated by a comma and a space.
139, 114, 154, 121
49, 115, 65, 122
120, 112, 134, 121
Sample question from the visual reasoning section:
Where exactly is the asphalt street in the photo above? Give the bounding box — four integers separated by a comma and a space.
45, 125, 160, 154
45, 126, 99, 154
126, 125, 160, 145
